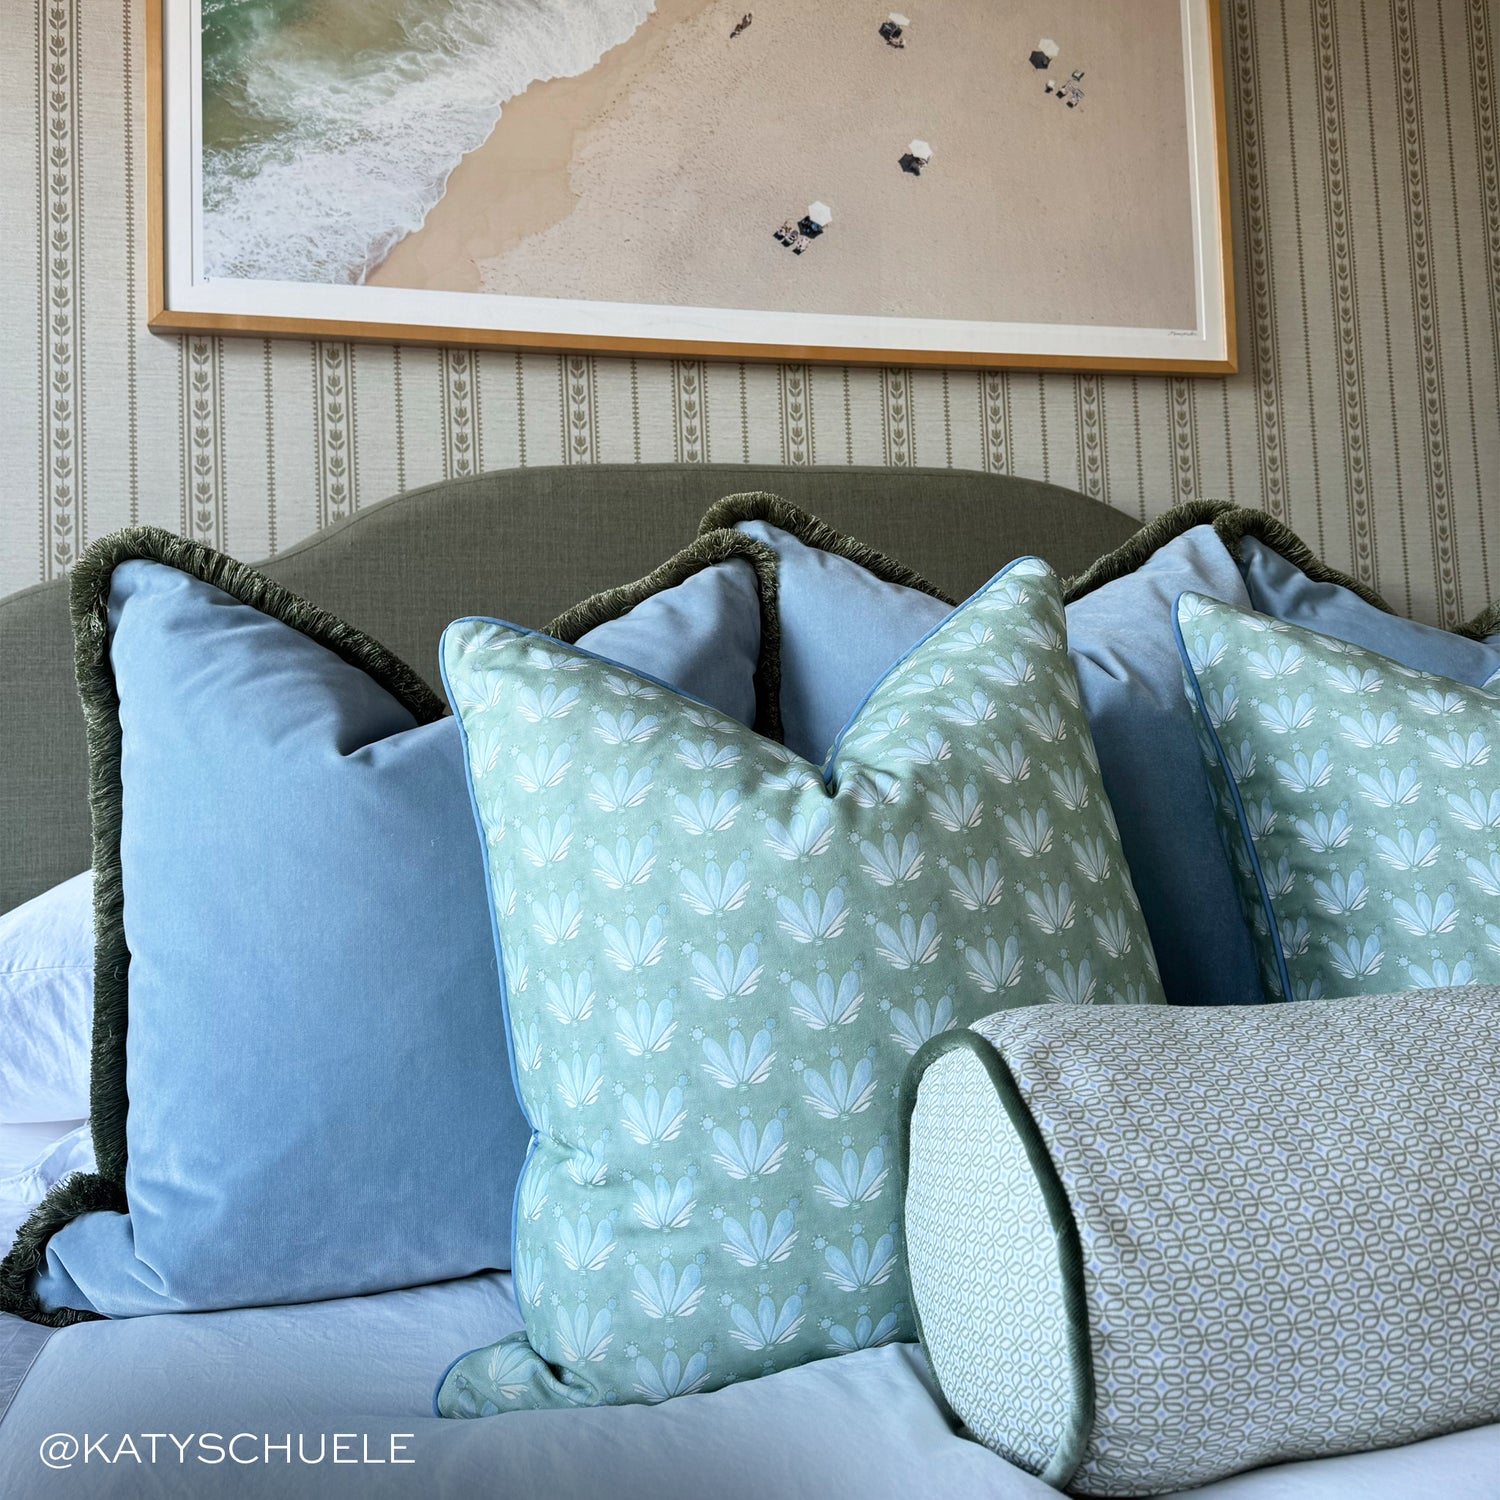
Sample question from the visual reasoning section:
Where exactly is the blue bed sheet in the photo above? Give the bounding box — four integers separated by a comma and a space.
1, 1274, 1495, 1500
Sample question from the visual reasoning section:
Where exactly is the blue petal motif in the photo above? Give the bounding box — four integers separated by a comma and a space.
728, 1293, 804, 1349
711, 1117, 787, 1179
632, 1260, 704, 1319
789, 970, 863, 1030
812, 1146, 888, 1208
700, 1024, 776, 1087
634, 1349, 710, 1402
630, 1173, 696, 1230
720, 1208, 798, 1267
823, 1233, 897, 1292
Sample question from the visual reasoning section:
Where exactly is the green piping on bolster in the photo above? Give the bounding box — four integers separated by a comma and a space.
698, 492, 958, 606
1063, 500, 1499, 641
0, 526, 448, 1327
545, 528, 785, 743
899, 1029, 1095, 1492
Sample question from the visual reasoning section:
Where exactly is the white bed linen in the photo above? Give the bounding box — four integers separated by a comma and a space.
0, 871, 93, 1123
0, 1121, 88, 1179
1, 1273, 1495, 1500
0, 1120, 91, 1255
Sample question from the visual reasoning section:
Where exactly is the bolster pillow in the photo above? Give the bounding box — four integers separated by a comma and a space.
899, 988, 1500, 1497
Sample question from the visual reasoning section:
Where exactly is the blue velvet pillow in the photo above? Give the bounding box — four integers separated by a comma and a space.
576, 557, 766, 730
717, 499, 1499, 1008
1238, 537, 1500, 687
728, 507, 1263, 1005
2, 531, 768, 1323
1065, 527, 1265, 1006
733, 518, 950, 764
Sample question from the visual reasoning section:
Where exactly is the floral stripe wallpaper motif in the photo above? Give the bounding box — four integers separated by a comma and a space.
0, 0, 1496, 626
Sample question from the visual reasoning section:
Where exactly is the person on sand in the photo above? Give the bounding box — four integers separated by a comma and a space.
731, 12, 752, 38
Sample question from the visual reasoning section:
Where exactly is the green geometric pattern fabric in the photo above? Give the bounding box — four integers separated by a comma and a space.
905, 1044, 1073, 1479
901, 988, 1500, 1496
436, 558, 1164, 1417
1177, 593, 1500, 1001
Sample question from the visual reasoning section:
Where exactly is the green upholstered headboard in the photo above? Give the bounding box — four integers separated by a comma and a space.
0, 464, 1141, 912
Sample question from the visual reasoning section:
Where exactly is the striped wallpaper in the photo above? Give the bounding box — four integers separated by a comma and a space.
0, 0, 1495, 626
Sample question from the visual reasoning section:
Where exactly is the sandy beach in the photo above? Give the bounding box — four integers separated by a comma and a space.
370, 0, 1197, 330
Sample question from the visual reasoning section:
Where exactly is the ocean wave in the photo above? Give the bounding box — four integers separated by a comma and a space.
201, 0, 655, 284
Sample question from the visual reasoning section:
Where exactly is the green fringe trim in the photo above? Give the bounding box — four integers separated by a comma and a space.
545, 529, 786, 743
698, 492, 958, 606
1062, 499, 1498, 639
0, 1175, 128, 1327
1468, 598, 1500, 639
1060, 500, 1391, 608
0, 526, 443, 1325
705, 489, 1497, 671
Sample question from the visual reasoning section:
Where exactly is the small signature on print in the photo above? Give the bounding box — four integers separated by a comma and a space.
38, 1431, 417, 1469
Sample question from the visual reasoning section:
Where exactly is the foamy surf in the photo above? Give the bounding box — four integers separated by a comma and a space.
200, 0, 655, 284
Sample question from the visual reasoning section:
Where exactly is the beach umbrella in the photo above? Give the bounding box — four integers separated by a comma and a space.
806, 202, 833, 228
907, 139, 932, 160
1029, 37, 1059, 68
888, 13, 911, 27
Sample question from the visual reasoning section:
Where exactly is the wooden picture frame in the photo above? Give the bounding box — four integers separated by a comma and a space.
147, 0, 1236, 373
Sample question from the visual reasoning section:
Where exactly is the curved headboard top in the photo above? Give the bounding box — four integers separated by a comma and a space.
1, 464, 1140, 910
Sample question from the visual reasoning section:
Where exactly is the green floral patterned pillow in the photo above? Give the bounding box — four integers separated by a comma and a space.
436, 558, 1164, 1417
1177, 592, 1500, 1000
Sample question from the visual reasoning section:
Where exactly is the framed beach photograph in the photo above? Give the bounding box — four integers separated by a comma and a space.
149, 0, 1236, 372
